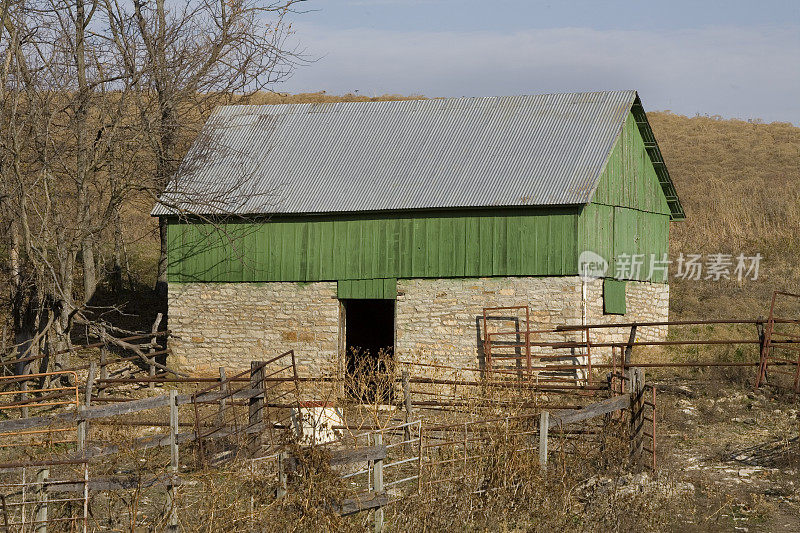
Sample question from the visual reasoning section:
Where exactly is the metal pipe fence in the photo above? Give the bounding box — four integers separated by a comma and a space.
0, 459, 89, 533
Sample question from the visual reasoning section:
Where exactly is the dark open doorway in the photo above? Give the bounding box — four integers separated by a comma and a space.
342, 299, 395, 401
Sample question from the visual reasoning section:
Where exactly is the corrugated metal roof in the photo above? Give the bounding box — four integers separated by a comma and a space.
152, 90, 681, 217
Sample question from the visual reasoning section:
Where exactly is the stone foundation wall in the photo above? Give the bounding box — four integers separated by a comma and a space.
168, 282, 340, 377
583, 279, 670, 347
168, 277, 668, 389
394, 277, 669, 380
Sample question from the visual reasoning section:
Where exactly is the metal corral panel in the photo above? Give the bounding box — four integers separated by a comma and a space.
153, 90, 682, 218
166, 207, 579, 282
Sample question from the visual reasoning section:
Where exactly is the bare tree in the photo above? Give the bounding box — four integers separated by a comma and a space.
0, 0, 302, 374
103, 0, 303, 296
0, 0, 146, 371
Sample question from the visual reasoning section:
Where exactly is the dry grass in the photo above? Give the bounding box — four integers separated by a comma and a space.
649, 112, 800, 319
1, 348, 798, 531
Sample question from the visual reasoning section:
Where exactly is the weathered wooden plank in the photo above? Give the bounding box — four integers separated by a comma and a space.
0, 389, 266, 434
548, 394, 630, 428
0, 395, 170, 433
182, 389, 264, 404
336, 492, 389, 516
329, 445, 387, 467
82, 394, 172, 420
48, 474, 181, 493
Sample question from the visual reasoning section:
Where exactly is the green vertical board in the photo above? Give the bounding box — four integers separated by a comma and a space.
425, 217, 437, 277
593, 112, 671, 216
337, 278, 397, 299
464, 216, 480, 277
492, 215, 506, 275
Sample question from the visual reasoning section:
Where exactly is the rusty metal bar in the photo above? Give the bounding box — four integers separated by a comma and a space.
556, 318, 800, 331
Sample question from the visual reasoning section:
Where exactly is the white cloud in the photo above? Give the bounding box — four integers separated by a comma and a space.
280, 24, 800, 123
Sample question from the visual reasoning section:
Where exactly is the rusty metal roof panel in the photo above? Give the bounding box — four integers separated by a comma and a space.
152, 90, 643, 216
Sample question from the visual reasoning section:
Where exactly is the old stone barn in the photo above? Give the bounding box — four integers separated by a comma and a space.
153, 90, 683, 380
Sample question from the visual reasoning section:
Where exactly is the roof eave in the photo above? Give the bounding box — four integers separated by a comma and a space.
630, 93, 686, 221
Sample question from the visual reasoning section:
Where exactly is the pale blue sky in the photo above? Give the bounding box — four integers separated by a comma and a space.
278, 0, 800, 123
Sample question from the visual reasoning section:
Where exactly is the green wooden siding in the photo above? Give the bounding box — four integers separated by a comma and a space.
578, 111, 671, 283
167, 208, 579, 282
591, 112, 671, 216
338, 279, 397, 299
603, 279, 627, 314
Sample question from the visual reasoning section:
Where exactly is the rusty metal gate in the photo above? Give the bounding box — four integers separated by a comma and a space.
755, 290, 800, 393
191, 351, 300, 466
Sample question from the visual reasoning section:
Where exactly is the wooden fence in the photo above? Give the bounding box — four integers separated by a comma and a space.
0, 357, 653, 532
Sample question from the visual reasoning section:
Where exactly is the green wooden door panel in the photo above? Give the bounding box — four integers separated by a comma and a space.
604, 279, 627, 314
338, 278, 397, 299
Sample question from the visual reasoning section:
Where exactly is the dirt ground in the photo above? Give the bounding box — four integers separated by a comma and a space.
654, 372, 800, 532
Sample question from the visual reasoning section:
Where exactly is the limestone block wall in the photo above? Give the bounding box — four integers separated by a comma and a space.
395, 277, 581, 378
167, 277, 669, 389
394, 277, 669, 380
583, 278, 670, 348
168, 282, 340, 377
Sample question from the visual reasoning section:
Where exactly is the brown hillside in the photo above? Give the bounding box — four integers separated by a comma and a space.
649, 112, 800, 319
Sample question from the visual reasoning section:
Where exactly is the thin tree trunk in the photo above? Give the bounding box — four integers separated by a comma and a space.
82, 239, 97, 303
9, 218, 20, 288
112, 208, 123, 294
156, 217, 168, 297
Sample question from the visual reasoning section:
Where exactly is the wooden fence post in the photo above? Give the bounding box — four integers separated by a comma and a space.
249, 362, 265, 454
277, 452, 288, 498
34, 467, 49, 533
0, 323, 6, 372
401, 371, 413, 445
417, 426, 424, 494
167, 389, 179, 532
373, 432, 384, 533
629, 367, 645, 461
82, 462, 89, 533
86, 363, 96, 408
623, 325, 638, 367
539, 411, 549, 471
77, 407, 87, 451
148, 313, 163, 390
216, 367, 227, 427
99, 346, 108, 382
21, 379, 29, 419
